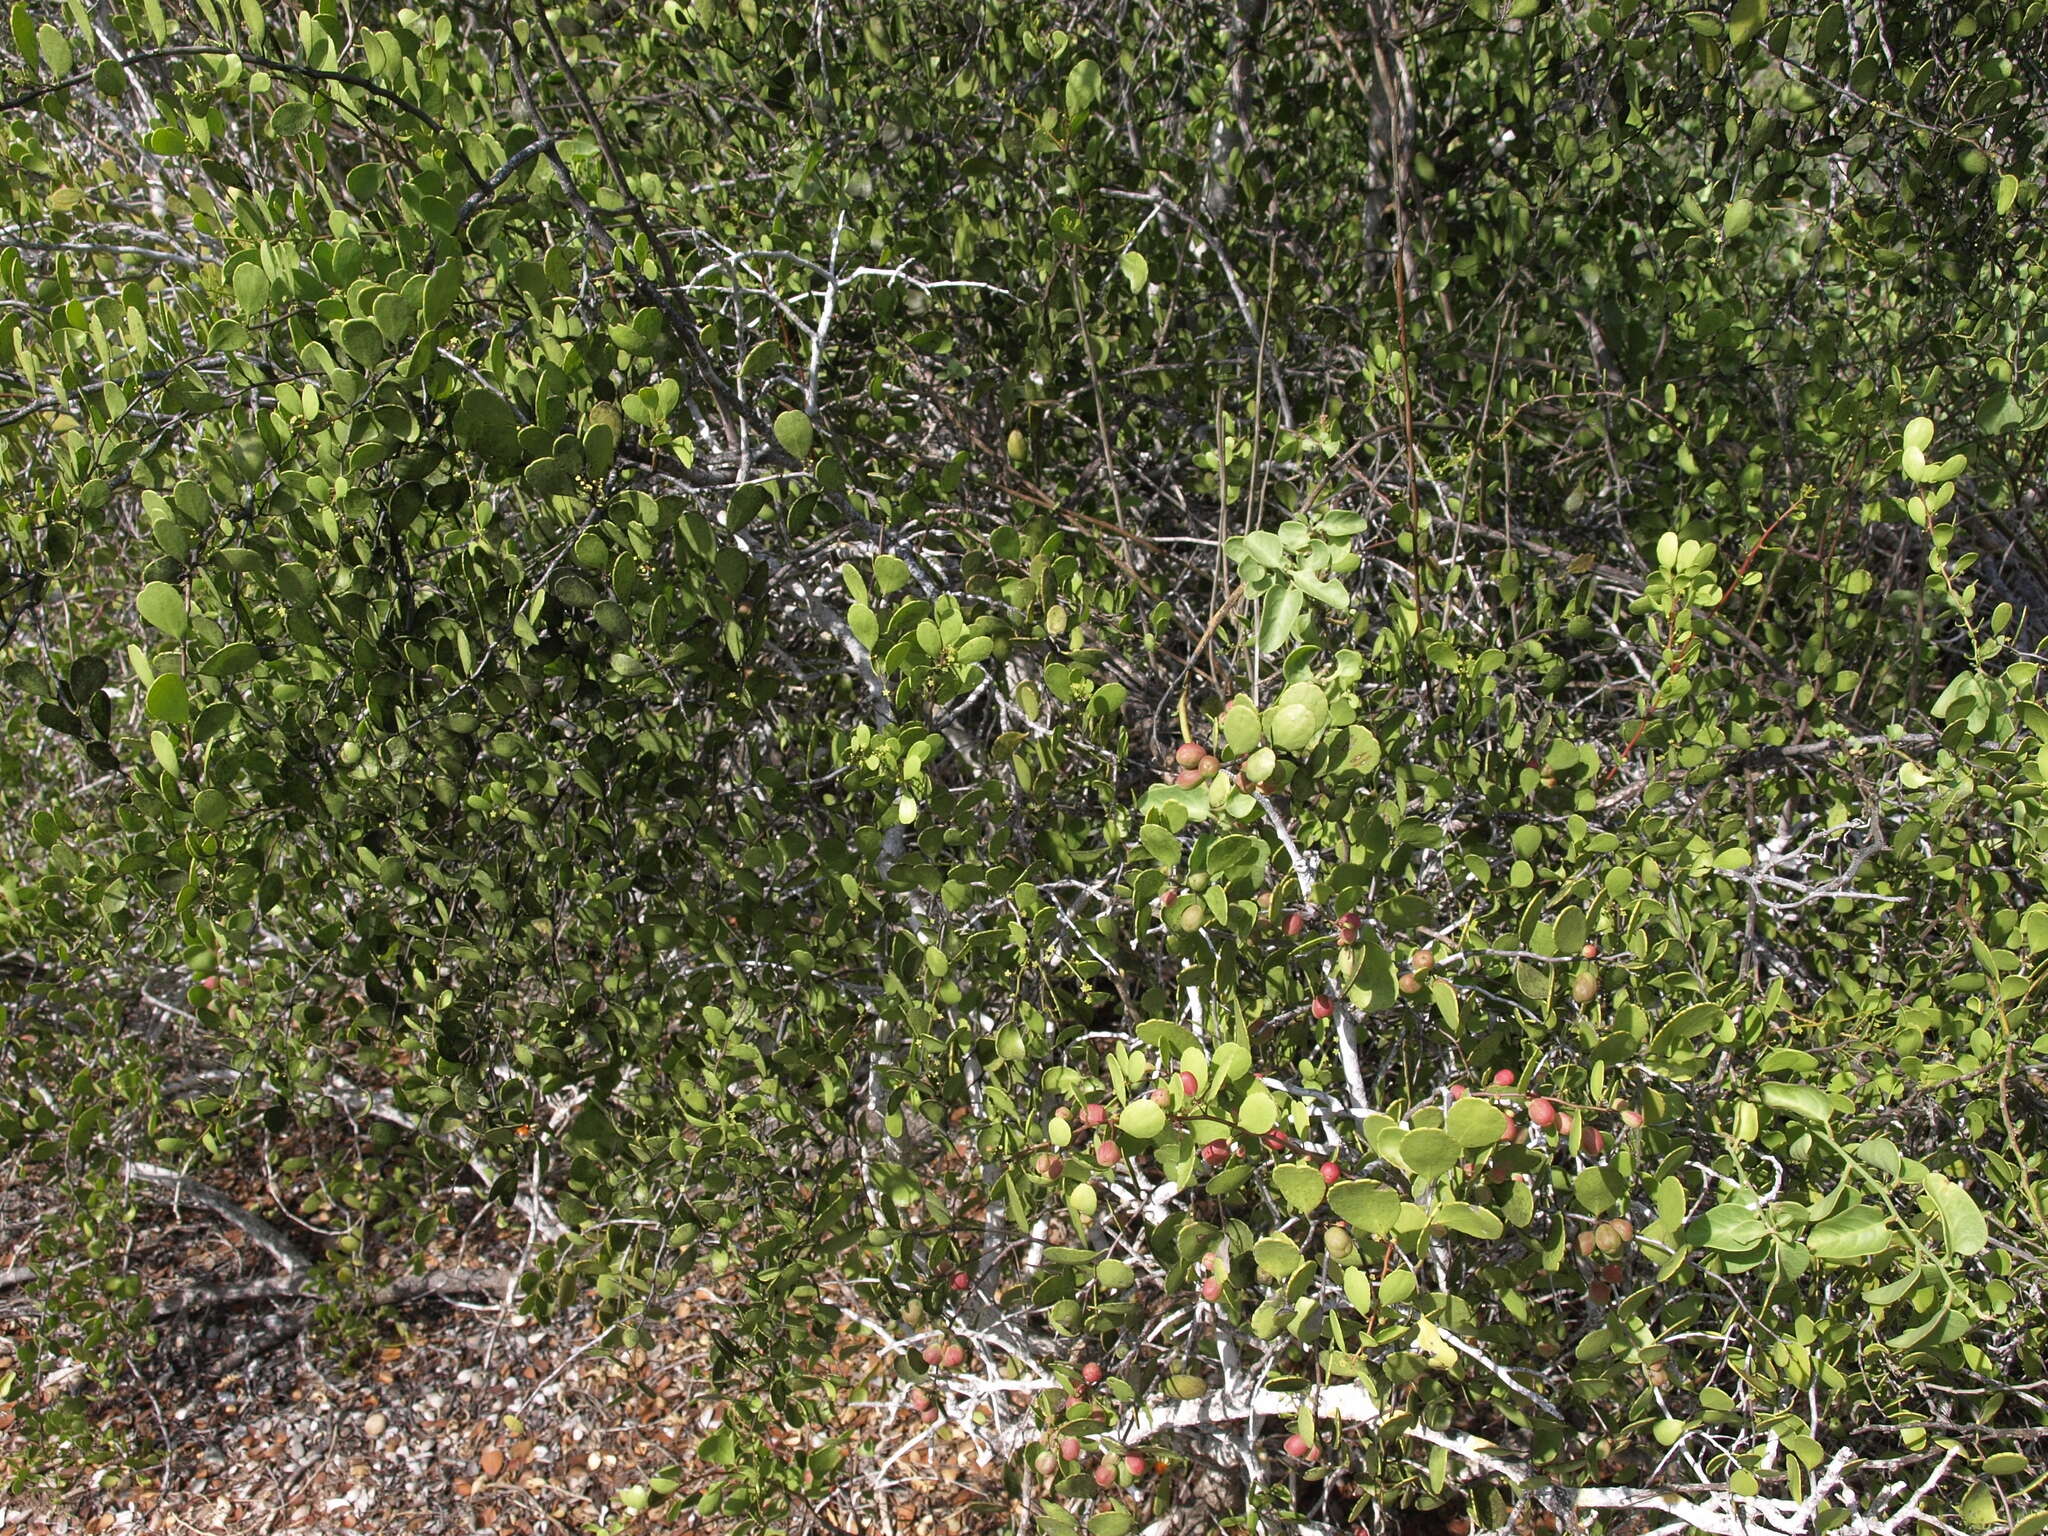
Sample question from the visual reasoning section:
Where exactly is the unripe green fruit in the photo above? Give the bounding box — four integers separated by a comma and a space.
1250, 1302, 1282, 1340
1185, 871, 1210, 893
1595, 1223, 1623, 1254
1571, 969, 1600, 1005
339, 741, 363, 767
1007, 428, 1028, 462
1325, 1226, 1355, 1260
1049, 1299, 1082, 1333
1175, 901, 1206, 933
1243, 746, 1277, 783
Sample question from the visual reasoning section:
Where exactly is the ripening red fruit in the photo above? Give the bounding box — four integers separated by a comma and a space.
1059, 1435, 1082, 1461
951, 1270, 970, 1291
1448, 1084, 1469, 1101
1500, 1113, 1520, 1143
1200, 1275, 1223, 1302
1081, 1361, 1104, 1385
1261, 1128, 1288, 1152
1601, 1263, 1625, 1284
199, 975, 220, 991
1201, 1138, 1231, 1168
909, 1386, 931, 1411
1320, 1161, 1343, 1185
1034, 1448, 1059, 1478
1149, 1087, 1170, 1107
1284, 1433, 1312, 1458
1180, 1070, 1200, 1097
1093, 1459, 1117, 1488
1611, 1218, 1635, 1243
1526, 1096, 1557, 1128
1410, 948, 1435, 972
1197, 755, 1221, 778
1175, 767, 1204, 789
1588, 1280, 1612, 1303
920, 1405, 939, 1423
1571, 969, 1600, 1005
1337, 912, 1362, 941
1285, 911, 1308, 938
1620, 1108, 1645, 1129
1125, 1452, 1150, 1478
1080, 1103, 1108, 1127
922, 1342, 944, 1365
1587, 1128, 1608, 1155
1582, 941, 1600, 959
1492, 1068, 1517, 1088
1174, 742, 1206, 770
1397, 972, 1422, 995
1576, 1229, 1599, 1258
1486, 1164, 1511, 1184
940, 1343, 966, 1369
1557, 1111, 1576, 1137
1311, 995, 1335, 1020
1095, 1138, 1123, 1168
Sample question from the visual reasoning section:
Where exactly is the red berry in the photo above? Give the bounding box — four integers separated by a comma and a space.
1060, 1435, 1082, 1461
1492, 1068, 1517, 1088
1587, 1128, 1608, 1155
199, 975, 220, 991
951, 1270, 970, 1291
1197, 755, 1221, 778
1094, 1138, 1123, 1168
1180, 1070, 1200, 1097
940, 1343, 965, 1369
1093, 1459, 1117, 1488
1174, 742, 1206, 769
1449, 1084, 1469, 1101
1081, 1361, 1104, 1385
1175, 767, 1204, 788
1285, 911, 1308, 938
1611, 1218, 1635, 1242
1262, 1128, 1288, 1152
909, 1387, 930, 1411
1582, 941, 1600, 959
1201, 1138, 1231, 1167
1500, 1113, 1520, 1143
1311, 996, 1335, 1020
1320, 1161, 1342, 1185
1620, 1108, 1645, 1129
1125, 1452, 1150, 1478
1200, 1276, 1223, 1302
1337, 912, 1362, 939
1080, 1103, 1107, 1127
920, 1405, 939, 1423
921, 1342, 943, 1365
1526, 1097, 1557, 1128
1284, 1433, 1312, 1458
1557, 1111, 1575, 1136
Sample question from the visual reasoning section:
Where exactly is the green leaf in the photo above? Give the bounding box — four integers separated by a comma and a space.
1119, 250, 1149, 294
1264, 680, 1328, 752
1257, 584, 1303, 654
136, 581, 188, 639
1726, 0, 1766, 46
1272, 1163, 1329, 1214
1759, 1082, 1832, 1122
1432, 1201, 1503, 1240
1118, 1099, 1166, 1140
453, 389, 526, 466
1396, 1128, 1458, 1183
1064, 58, 1102, 117
773, 409, 814, 459
144, 672, 190, 724
1805, 1205, 1892, 1263
199, 642, 261, 679
1235, 1089, 1277, 1136
1327, 1179, 1400, 1234
1920, 1173, 1987, 1257
1445, 1097, 1506, 1148
1095, 1257, 1135, 1290
35, 22, 69, 76
1252, 1233, 1303, 1280
1688, 1202, 1768, 1252
873, 554, 911, 596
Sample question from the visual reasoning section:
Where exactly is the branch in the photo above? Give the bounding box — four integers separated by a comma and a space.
123, 1160, 310, 1276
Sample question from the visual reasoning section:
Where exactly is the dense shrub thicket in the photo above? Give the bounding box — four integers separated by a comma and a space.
2, 0, 2045, 1530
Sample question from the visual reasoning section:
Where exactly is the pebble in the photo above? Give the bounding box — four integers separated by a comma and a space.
363, 1412, 387, 1439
